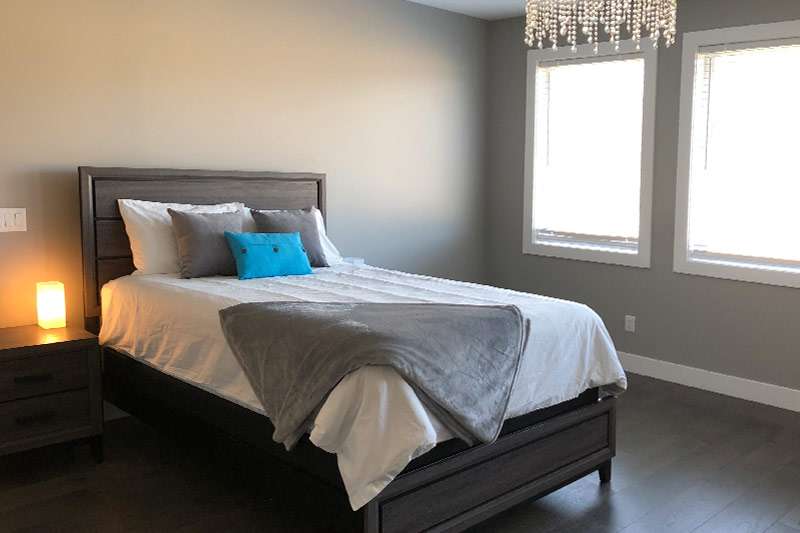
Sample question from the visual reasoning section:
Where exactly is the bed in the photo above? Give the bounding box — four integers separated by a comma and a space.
79, 166, 625, 533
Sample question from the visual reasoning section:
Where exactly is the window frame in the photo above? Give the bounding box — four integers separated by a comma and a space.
674, 21, 800, 289
523, 40, 657, 268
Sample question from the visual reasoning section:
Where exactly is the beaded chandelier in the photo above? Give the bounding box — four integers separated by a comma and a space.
525, 0, 677, 52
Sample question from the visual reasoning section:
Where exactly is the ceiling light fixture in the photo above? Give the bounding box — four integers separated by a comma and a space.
525, 0, 677, 52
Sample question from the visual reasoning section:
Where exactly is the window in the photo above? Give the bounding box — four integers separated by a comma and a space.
523, 41, 656, 268
675, 22, 800, 288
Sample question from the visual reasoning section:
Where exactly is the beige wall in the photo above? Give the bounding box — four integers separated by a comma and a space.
485, 1, 800, 390
0, 0, 487, 328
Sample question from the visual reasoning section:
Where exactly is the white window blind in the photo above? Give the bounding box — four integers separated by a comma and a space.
532, 57, 646, 255
687, 43, 800, 270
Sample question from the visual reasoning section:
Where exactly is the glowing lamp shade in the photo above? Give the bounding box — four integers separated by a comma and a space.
36, 281, 66, 329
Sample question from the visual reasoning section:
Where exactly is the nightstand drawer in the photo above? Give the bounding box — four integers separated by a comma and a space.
0, 351, 88, 402
0, 390, 90, 445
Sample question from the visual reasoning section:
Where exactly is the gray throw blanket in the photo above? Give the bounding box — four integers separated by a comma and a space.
219, 302, 528, 450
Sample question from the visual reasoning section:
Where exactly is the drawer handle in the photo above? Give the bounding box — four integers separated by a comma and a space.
13, 373, 54, 385
15, 410, 56, 427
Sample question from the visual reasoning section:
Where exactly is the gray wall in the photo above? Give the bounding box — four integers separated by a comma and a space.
3, 0, 797, 391
485, 1, 800, 390
0, 0, 486, 328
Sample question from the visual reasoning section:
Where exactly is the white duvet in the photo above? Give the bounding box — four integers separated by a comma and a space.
100, 264, 626, 509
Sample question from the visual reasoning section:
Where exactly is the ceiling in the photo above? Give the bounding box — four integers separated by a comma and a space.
406, 0, 525, 21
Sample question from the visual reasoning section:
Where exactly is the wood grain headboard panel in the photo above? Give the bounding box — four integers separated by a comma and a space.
79, 167, 326, 333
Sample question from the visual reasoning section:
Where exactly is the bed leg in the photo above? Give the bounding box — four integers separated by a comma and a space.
598, 459, 612, 484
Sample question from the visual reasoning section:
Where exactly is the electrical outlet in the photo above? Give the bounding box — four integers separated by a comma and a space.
625, 315, 636, 333
0, 208, 26, 232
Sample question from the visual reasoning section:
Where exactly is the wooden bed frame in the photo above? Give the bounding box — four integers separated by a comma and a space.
79, 166, 616, 533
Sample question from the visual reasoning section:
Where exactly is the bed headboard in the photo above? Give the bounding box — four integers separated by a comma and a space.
79, 166, 326, 334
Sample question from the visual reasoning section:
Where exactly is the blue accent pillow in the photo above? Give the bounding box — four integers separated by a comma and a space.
224, 232, 313, 280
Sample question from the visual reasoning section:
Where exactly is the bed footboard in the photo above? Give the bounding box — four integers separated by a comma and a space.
103, 347, 615, 533
363, 397, 616, 533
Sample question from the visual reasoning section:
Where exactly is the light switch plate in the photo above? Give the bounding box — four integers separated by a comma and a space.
0, 208, 26, 232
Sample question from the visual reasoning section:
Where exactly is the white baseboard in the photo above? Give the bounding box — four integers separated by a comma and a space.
618, 352, 800, 413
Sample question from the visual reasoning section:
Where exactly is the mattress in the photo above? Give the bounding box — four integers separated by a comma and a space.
100, 263, 626, 509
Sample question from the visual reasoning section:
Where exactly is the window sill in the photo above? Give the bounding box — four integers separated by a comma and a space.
523, 241, 650, 268
674, 257, 800, 289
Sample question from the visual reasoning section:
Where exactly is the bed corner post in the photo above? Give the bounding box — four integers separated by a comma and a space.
599, 394, 617, 484
363, 500, 380, 533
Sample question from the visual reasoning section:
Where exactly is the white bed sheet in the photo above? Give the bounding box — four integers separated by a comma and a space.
100, 264, 626, 509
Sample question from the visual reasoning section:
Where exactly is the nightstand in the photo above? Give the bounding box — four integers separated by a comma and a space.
0, 325, 103, 462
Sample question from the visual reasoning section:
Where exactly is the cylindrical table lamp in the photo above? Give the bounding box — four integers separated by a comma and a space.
36, 281, 66, 329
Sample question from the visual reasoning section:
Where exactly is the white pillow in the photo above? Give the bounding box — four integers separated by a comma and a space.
245, 207, 344, 265
118, 199, 245, 274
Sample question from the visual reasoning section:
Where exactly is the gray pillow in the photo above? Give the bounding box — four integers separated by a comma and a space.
168, 209, 244, 278
251, 208, 328, 267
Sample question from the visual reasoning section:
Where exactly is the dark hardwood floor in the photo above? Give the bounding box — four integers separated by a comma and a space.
1, 373, 798, 532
